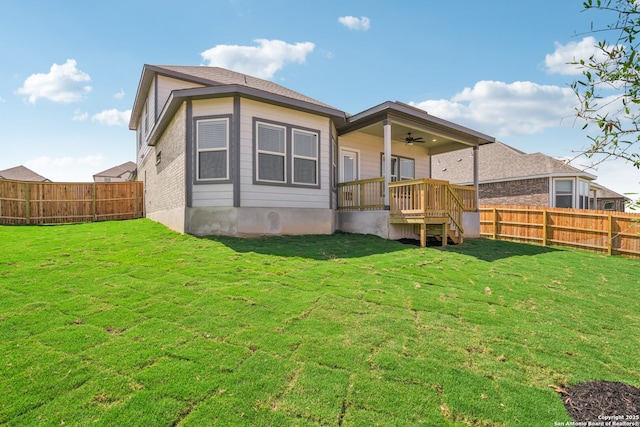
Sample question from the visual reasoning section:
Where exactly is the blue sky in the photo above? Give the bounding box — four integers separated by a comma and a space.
1, 0, 637, 197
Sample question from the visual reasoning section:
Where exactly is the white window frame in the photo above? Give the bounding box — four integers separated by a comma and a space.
578, 180, 590, 209
554, 178, 574, 208
340, 148, 360, 182
292, 129, 319, 186
196, 117, 230, 181
256, 122, 287, 184
381, 154, 415, 182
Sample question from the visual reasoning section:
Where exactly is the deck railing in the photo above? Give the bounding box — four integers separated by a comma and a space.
338, 177, 475, 234
450, 184, 477, 212
338, 177, 385, 211
388, 178, 466, 234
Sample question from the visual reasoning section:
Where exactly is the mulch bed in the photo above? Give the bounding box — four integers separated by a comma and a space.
557, 381, 640, 422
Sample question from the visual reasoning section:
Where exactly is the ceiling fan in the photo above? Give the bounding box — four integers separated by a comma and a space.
404, 132, 425, 145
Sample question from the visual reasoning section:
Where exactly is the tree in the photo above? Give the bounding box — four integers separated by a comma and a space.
572, 0, 640, 170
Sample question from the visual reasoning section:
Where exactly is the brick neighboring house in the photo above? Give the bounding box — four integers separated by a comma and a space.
590, 185, 629, 211
432, 141, 628, 211
0, 165, 50, 182
93, 161, 137, 182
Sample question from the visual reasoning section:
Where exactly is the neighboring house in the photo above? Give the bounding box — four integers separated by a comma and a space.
0, 165, 50, 182
129, 65, 494, 243
432, 141, 628, 211
93, 161, 137, 182
590, 185, 630, 211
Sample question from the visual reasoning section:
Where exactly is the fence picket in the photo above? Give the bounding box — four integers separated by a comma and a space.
0, 179, 144, 225
480, 205, 640, 258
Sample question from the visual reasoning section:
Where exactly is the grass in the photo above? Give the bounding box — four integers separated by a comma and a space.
0, 219, 638, 426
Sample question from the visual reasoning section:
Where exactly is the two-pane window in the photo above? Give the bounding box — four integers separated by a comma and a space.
257, 123, 286, 182
381, 155, 415, 181
197, 118, 229, 180
554, 179, 573, 208
256, 121, 319, 186
293, 130, 318, 185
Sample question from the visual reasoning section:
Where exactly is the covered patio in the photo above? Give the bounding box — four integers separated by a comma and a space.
335, 102, 495, 246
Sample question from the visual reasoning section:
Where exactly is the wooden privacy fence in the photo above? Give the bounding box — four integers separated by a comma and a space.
480, 205, 640, 257
0, 179, 144, 225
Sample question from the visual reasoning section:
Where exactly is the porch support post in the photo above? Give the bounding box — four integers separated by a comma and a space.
473, 145, 479, 211
383, 119, 392, 209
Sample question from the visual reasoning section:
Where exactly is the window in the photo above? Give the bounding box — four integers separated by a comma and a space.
293, 130, 318, 185
254, 119, 321, 187
196, 118, 229, 180
257, 123, 286, 183
143, 100, 149, 135
341, 149, 359, 182
555, 179, 573, 208
578, 180, 590, 209
381, 155, 415, 181
399, 158, 415, 180
603, 201, 615, 210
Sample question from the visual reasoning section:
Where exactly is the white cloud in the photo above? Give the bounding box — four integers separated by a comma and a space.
410, 80, 577, 138
25, 155, 105, 182
338, 16, 371, 31
114, 89, 125, 100
545, 36, 608, 75
72, 109, 88, 121
91, 109, 132, 127
0, 96, 5, 103
16, 59, 92, 104
200, 39, 315, 79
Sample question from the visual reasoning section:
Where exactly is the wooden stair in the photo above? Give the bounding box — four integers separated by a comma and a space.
389, 216, 462, 247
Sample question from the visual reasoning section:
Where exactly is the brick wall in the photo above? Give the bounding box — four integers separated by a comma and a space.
139, 103, 187, 215
479, 178, 550, 206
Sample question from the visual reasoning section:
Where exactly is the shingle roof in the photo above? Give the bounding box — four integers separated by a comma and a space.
93, 161, 136, 179
432, 141, 596, 184
151, 65, 339, 111
593, 186, 629, 200
0, 165, 50, 182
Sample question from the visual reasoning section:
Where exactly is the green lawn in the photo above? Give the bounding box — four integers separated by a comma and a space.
0, 219, 638, 426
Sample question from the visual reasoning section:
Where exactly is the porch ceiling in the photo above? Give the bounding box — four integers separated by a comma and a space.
338, 101, 495, 155
354, 121, 474, 155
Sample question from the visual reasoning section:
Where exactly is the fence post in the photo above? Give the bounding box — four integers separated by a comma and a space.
92, 183, 97, 221
25, 182, 31, 225
492, 207, 497, 240
542, 209, 548, 246
607, 213, 613, 256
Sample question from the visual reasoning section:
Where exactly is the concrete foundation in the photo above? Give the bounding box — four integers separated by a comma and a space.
183, 207, 335, 237
147, 207, 186, 234
462, 211, 480, 238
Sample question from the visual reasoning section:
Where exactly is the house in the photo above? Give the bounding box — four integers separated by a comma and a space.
93, 161, 137, 182
432, 141, 629, 211
0, 165, 50, 182
590, 185, 630, 211
129, 65, 495, 245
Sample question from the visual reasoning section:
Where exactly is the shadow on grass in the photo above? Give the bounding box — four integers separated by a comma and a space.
206, 233, 559, 262
437, 237, 560, 262
204, 231, 408, 260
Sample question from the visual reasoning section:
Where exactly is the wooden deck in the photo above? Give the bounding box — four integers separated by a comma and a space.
338, 177, 476, 247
